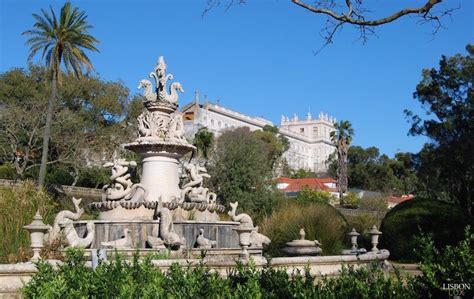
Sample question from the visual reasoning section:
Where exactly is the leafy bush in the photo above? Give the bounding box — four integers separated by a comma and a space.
0, 162, 18, 179
45, 166, 74, 186
342, 192, 360, 208
76, 166, 110, 188
296, 189, 335, 204
380, 197, 472, 261
23, 248, 419, 298
359, 196, 387, 212
0, 181, 58, 263
259, 201, 347, 256
413, 227, 474, 298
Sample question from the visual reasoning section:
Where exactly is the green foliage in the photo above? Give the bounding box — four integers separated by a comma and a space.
330, 120, 354, 200
289, 168, 317, 179
76, 166, 110, 188
359, 196, 388, 212
0, 162, 18, 179
329, 146, 418, 194
296, 188, 334, 204
0, 65, 134, 186
413, 227, 474, 298
405, 45, 473, 214
380, 197, 472, 262
45, 165, 74, 186
23, 248, 423, 298
0, 181, 58, 263
193, 127, 214, 159
342, 192, 360, 207
208, 127, 286, 215
259, 201, 347, 256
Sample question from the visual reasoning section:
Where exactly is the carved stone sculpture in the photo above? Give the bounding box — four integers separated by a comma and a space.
282, 227, 322, 256
102, 159, 148, 202
249, 226, 271, 248
228, 202, 271, 248
46, 197, 84, 245
167, 113, 186, 140
196, 228, 216, 249
137, 79, 156, 103
152, 200, 185, 249
146, 222, 166, 249
137, 110, 169, 138
101, 228, 133, 249
228, 202, 254, 229
63, 221, 95, 248
45, 197, 95, 249
181, 163, 216, 203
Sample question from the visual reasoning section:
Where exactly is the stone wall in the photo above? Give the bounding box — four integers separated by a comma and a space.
0, 179, 102, 199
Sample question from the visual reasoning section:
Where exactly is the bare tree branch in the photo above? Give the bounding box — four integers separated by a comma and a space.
202, 0, 457, 52
291, 0, 443, 26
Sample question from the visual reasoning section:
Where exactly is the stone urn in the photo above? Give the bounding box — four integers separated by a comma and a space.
23, 211, 50, 261
234, 227, 256, 259
282, 228, 322, 256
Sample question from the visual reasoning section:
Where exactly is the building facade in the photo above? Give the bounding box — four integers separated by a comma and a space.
181, 93, 336, 173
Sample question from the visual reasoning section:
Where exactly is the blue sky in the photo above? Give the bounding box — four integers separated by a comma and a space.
1, 0, 473, 157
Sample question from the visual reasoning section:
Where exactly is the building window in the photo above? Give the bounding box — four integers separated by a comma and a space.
313, 127, 318, 137
211, 119, 214, 127
300, 128, 304, 134
218, 121, 221, 128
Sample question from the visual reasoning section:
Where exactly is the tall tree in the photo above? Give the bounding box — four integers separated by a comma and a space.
193, 127, 214, 160
405, 45, 473, 215
23, 2, 99, 186
208, 127, 284, 214
0, 66, 129, 183
330, 120, 354, 202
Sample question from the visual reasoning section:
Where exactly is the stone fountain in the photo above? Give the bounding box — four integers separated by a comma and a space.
1, 57, 393, 297
39, 57, 268, 258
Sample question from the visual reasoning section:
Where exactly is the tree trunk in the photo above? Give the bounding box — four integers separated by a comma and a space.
38, 75, 57, 187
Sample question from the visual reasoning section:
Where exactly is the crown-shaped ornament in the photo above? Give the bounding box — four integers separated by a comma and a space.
138, 56, 184, 112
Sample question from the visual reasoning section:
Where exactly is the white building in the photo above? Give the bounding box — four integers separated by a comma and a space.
181, 92, 336, 173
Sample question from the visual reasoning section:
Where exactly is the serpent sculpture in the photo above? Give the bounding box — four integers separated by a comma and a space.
102, 159, 148, 202
45, 197, 95, 248
46, 197, 84, 245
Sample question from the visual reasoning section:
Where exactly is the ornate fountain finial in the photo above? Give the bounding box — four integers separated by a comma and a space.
138, 56, 183, 112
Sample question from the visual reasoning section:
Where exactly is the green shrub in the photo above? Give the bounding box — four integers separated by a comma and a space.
0, 162, 18, 179
0, 181, 58, 263
342, 192, 360, 208
76, 166, 110, 188
296, 188, 335, 204
413, 227, 474, 298
23, 248, 421, 298
380, 197, 472, 262
359, 196, 387, 212
259, 201, 348, 256
45, 166, 74, 186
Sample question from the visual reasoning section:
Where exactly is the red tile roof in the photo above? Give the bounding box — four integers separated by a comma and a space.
386, 194, 414, 204
277, 177, 337, 192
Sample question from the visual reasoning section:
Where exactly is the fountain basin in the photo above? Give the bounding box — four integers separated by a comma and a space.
74, 220, 241, 250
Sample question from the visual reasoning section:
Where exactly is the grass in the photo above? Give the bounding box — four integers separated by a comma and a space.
259, 201, 348, 256
0, 181, 58, 263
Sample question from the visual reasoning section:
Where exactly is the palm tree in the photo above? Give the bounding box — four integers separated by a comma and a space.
23, 2, 99, 186
330, 120, 354, 204
193, 127, 214, 160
